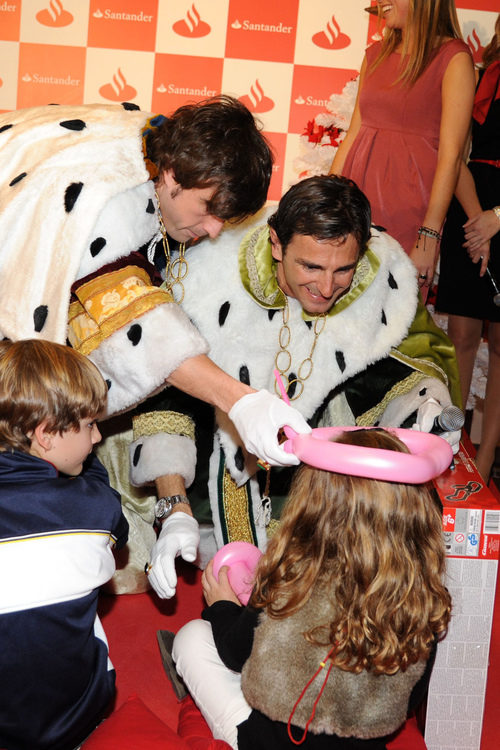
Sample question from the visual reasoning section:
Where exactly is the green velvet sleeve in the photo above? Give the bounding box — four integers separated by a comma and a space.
392, 300, 462, 408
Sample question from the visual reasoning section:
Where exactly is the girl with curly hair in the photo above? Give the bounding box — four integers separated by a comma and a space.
172, 428, 451, 749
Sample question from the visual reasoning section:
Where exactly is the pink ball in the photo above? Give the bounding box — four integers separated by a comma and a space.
212, 542, 263, 605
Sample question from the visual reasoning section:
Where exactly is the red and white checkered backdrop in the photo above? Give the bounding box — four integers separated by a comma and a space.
0, 0, 497, 199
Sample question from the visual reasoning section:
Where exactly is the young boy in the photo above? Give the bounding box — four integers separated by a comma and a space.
0, 339, 128, 750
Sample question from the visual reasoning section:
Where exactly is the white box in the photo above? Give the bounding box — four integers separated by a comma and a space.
424, 443, 500, 750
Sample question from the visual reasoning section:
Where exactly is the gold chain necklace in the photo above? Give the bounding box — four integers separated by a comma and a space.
155, 190, 189, 303
274, 297, 326, 401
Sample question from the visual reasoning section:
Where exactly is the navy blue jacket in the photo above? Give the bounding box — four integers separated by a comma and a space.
0, 450, 128, 750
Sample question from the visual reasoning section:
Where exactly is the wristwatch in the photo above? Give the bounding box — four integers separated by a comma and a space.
154, 494, 190, 522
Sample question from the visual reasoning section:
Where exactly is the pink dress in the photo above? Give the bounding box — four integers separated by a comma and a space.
342, 39, 471, 254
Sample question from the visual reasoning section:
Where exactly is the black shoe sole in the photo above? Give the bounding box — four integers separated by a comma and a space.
156, 629, 189, 701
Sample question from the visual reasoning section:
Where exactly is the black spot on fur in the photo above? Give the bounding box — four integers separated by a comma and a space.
372, 224, 387, 232
106, 379, 112, 390
304, 320, 312, 330
0, 124, 13, 133
60, 119, 86, 131
381, 309, 387, 326
122, 102, 140, 110
336, 351, 346, 373
239, 365, 250, 385
234, 447, 244, 472
146, 198, 155, 214
219, 301, 230, 327
287, 373, 297, 400
90, 237, 107, 257
127, 324, 142, 346
64, 182, 83, 212
374, 420, 380, 426
9, 172, 27, 186
133, 443, 143, 466
419, 388, 427, 397
268, 309, 279, 321
33, 305, 48, 332
388, 272, 398, 290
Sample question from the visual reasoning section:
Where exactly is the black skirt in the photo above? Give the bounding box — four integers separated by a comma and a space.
436, 160, 500, 322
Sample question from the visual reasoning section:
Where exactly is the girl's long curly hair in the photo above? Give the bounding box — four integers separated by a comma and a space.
250, 428, 451, 676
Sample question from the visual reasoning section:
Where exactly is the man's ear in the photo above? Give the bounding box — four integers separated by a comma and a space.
32, 421, 53, 452
161, 168, 178, 190
269, 228, 283, 262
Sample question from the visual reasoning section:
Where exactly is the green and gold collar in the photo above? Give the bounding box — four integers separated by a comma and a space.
238, 223, 380, 320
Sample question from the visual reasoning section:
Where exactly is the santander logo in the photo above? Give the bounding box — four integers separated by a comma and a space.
312, 15, 350, 50
173, 4, 210, 38
239, 80, 274, 113
99, 68, 137, 101
36, 0, 73, 27
466, 27, 485, 65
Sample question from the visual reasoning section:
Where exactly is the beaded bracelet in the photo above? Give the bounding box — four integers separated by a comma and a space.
417, 225, 442, 241
493, 206, 500, 223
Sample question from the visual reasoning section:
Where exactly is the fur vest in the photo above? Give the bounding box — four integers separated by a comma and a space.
241, 586, 426, 739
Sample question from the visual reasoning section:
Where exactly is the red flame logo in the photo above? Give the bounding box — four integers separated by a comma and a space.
467, 27, 484, 65
173, 3, 211, 38
239, 80, 274, 114
312, 16, 350, 50
36, 0, 73, 27
99, 68, 137, 102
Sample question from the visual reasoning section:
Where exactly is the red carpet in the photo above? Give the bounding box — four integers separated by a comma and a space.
99, 558, 500, 748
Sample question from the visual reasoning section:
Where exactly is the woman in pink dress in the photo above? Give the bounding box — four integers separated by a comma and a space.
330, 1, 475, 300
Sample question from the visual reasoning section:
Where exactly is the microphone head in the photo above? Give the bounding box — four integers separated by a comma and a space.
493, 292, 500, 307
439, 405, 465, 431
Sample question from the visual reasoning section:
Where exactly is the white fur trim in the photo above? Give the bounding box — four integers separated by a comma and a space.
378, 377, 452, 428
129, 432, 196, 488
0, 104, 152, 343
88, 302, 209, 416
76, 181, 158, 280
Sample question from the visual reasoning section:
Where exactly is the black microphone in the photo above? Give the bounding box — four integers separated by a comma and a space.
430, 405, 465, 435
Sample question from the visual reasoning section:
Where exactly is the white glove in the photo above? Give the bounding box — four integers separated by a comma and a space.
412, 398, 461, 455
228, 389, 312, 466
148, 512, 200, 599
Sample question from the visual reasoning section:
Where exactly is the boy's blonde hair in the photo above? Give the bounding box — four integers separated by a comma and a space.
0, 339, 107, 452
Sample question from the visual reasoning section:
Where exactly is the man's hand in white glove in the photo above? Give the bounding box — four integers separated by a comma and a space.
147, 512, 200, 599
412, 397, 461, 455
228, 389, 312, 466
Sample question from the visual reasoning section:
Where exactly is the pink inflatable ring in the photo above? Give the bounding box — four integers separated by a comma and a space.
282, 425, 452, 484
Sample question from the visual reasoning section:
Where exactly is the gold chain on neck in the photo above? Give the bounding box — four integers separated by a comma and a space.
155, 190, 189, 303
274, 297, 326, 401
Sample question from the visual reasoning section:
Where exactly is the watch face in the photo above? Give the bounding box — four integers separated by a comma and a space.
155, 497, 168, 519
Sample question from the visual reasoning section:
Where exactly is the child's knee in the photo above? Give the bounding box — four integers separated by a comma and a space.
173, 619, 213, 671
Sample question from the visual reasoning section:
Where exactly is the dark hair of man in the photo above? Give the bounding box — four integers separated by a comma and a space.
267, 175, 372, 253
148, 95, 273, 222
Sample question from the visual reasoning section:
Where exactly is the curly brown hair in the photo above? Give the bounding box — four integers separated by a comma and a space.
147, 95, 273, 222
251, 428, 451, 675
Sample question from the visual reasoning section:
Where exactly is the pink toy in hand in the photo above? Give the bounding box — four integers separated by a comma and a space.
212, 541, 263, 606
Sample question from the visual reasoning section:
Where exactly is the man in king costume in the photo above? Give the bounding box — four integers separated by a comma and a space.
132, 176, 461, 597
0, 98, 312, 595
